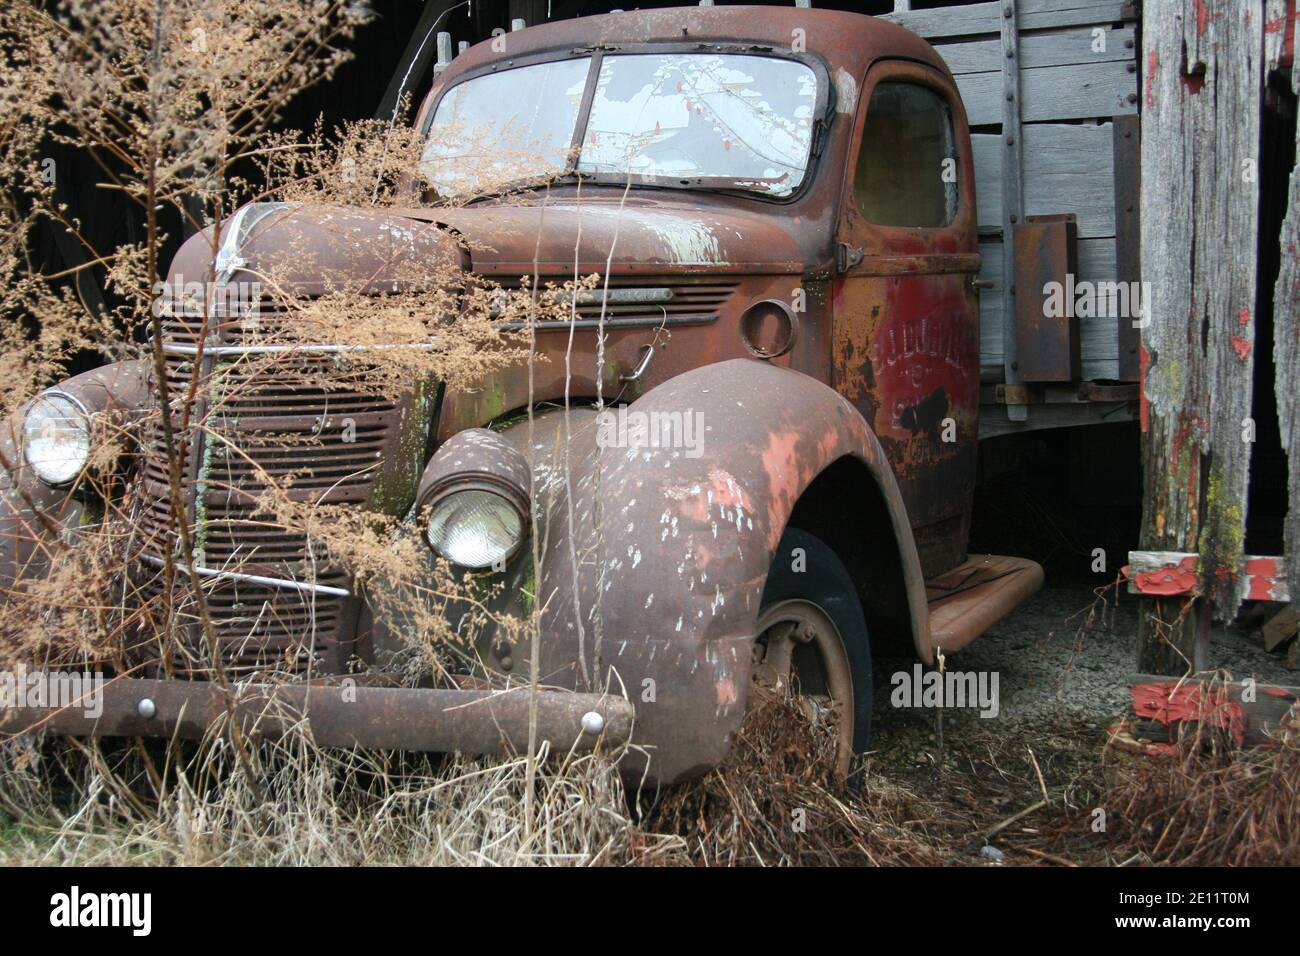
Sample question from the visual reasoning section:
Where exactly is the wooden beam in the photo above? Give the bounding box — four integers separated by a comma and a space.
1262, 606, 1298, 652
375, 0, 447, 121
934, 25, 1136, 76
432, 31, 453, 76
954, 59, 1137, 125
883, 0, 1135, 39
1125, 552, 1292, 602
1113, 113, 1141, 381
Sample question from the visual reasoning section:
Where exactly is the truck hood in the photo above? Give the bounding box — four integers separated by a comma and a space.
167, 204, 464, 296
169, 194, 821, 296
397, 194, 822, 275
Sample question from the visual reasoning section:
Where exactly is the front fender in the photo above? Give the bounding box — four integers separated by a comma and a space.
506, 358, 929, 784
0, 361, 151, 592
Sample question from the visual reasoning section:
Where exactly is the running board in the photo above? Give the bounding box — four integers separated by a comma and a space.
925, 554, 1044, 654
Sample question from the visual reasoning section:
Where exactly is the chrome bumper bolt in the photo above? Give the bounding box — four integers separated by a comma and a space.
137, 698, 157, 719
580, 710, 605, 735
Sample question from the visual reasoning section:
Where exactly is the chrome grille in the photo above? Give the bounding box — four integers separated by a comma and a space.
136, 305, 404, 678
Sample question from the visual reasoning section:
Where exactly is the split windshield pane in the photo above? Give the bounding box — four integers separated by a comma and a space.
421, 57, 591, 196
577, 53, 817, 196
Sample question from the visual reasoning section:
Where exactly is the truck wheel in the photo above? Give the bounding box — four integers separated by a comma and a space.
755, 527, 872, 783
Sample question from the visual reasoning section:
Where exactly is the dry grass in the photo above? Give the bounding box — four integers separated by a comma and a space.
644, 690, 949, 866
0, 733, 673, 866
0, 689, 957, 867
1083, 718, 1300, 866
3, 673, 1297, 866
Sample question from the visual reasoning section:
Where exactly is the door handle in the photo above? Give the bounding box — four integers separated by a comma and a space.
836, 242, 864, 273
619, 344, 655, 383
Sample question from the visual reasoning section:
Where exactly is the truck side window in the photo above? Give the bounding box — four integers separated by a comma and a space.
853, 82, 958, 228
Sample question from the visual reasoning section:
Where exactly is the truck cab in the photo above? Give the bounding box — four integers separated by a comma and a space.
415, 9, 982, 576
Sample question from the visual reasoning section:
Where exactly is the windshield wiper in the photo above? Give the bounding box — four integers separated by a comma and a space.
649, 172, 791, 194
423, 170, 582, 206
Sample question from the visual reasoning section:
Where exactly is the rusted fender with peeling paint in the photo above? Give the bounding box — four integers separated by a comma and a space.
491, 358, 930, 784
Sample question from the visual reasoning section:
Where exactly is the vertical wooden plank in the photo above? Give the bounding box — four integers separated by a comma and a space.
1269, 1, 1300, 608
1137, 0, 1265, 673
1113, 114, 1141, 380
1265, 0, 1292, 68
1001, 0, 1028, 422
1189, 2, 1263, 618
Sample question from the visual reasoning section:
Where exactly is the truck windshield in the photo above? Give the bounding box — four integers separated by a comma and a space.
421, 52, 818, 199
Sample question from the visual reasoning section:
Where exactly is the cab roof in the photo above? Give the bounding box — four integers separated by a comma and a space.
419, 6, 950, 118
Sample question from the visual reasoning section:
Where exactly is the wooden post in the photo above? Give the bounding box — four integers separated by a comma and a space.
1136, 0, 1265, 674
432, 32, 453, 75
1268, 1, 1300, 609
999, 0, 1028, 423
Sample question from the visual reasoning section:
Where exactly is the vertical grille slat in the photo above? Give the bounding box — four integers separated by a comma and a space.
137, 301, 403, 678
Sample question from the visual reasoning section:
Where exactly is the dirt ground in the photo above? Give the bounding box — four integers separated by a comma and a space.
863, 584, 1298, 865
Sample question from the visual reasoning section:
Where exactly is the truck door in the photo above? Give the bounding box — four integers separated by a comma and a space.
832, 60, 981, 578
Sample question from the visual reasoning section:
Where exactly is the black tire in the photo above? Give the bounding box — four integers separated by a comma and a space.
761, 527, 873, 753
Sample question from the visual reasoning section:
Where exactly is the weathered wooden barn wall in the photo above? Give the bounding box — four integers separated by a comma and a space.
884, 0, 1140, 385
1134, 0, 1293, 673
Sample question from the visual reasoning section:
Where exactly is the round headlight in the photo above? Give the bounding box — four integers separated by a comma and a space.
425, 488, 524, 569
23, 392, 91, 486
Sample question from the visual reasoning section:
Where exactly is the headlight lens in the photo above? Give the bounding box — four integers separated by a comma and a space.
425, 488, 524, 569
23, 393, 91, 486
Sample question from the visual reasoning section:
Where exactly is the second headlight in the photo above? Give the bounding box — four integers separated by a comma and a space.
425, 487, 524, 570
417, 427, 532, 571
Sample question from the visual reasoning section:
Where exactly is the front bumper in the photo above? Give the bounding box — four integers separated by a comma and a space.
0, 678, 634, 755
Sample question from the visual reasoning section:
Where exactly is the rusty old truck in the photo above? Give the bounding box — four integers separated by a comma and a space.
1, 5, 1153, 784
